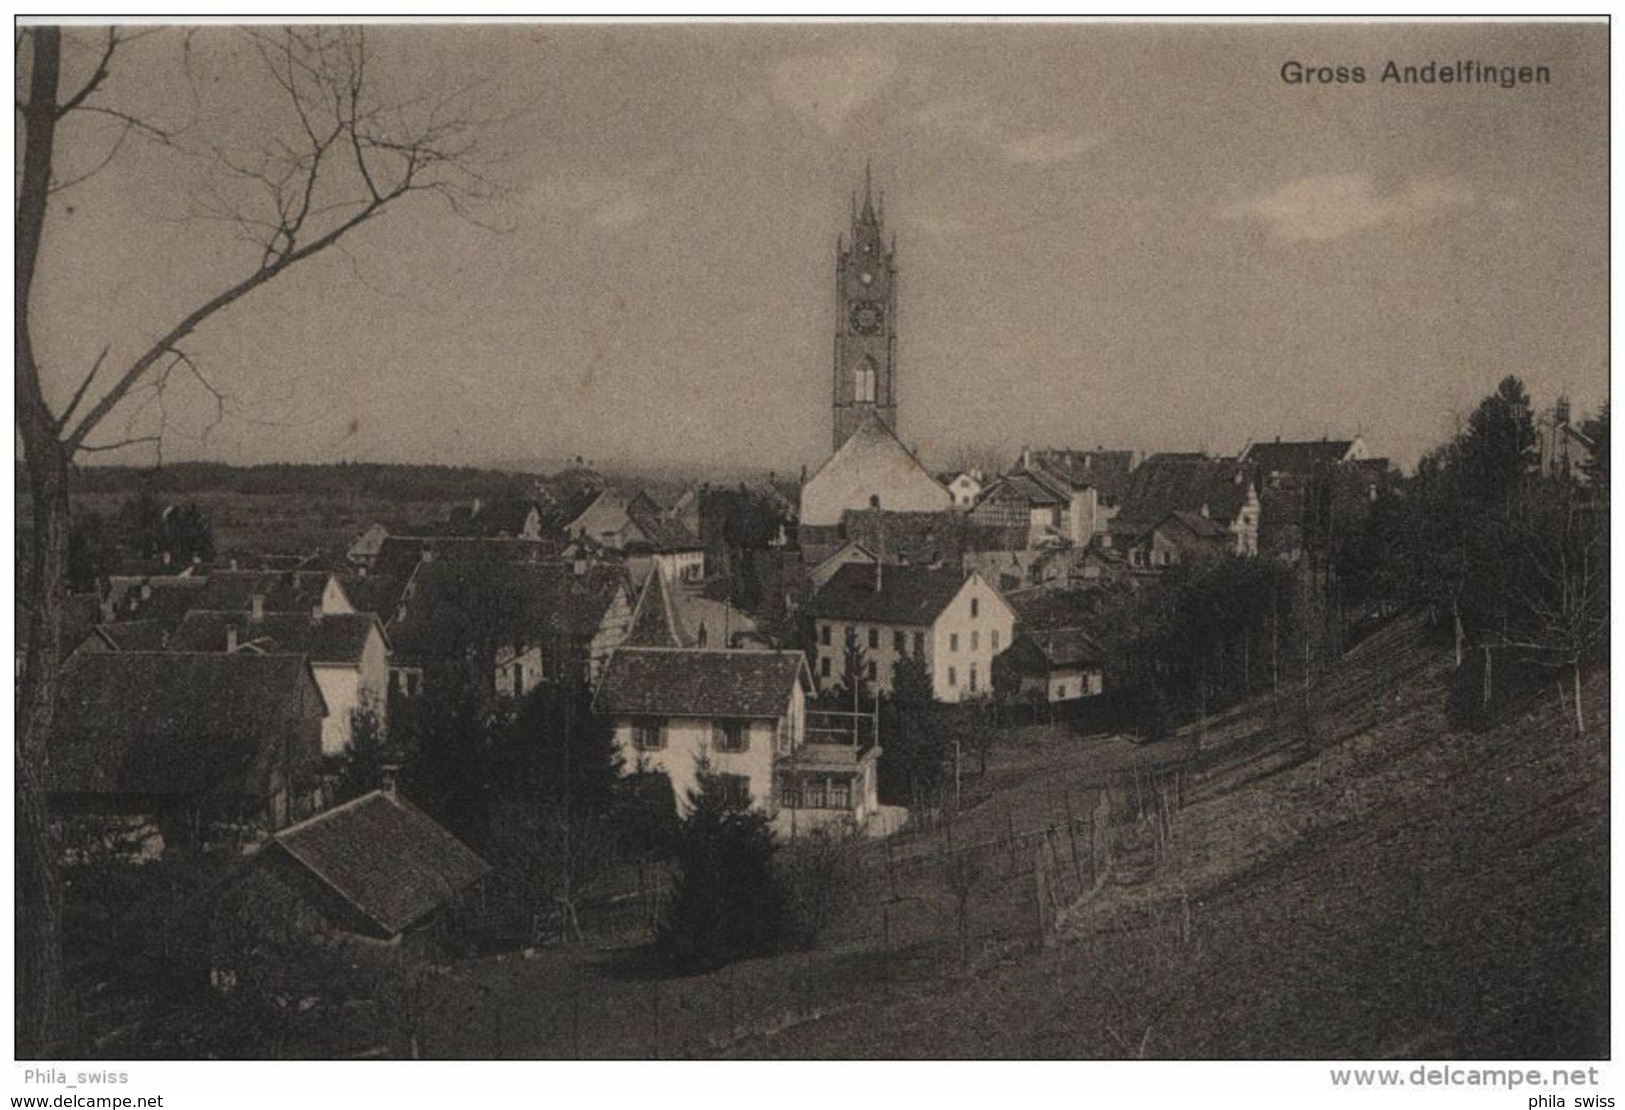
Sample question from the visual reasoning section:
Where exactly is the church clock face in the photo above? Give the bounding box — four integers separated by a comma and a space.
850, 301, 885, 335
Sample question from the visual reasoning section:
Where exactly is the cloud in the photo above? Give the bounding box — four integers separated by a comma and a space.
904, 95, 1100, 167
769, 48, 896, 135
1223, 174, 1477, 241
996, 131, 1104, 167
522, 161, 670, 232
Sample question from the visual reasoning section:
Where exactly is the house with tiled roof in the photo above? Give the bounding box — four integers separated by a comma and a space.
595, 646, 877, 833
247, 786, 490, 942
940, 470, 985, 510
1238, 436, 1368, 484
999, 627, 1106, 703
168, 610, 390, 758
370, 534, 560, 582
809, 563, 1015, 703
1024, 448, 1138, 513
385, 556, 633, 697
49, 652, 328, 860
1111, 454, 1260, 558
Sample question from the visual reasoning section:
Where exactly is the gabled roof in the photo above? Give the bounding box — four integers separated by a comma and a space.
168, 610, 385, 666
386, 558, 628, 666
978, 470, 1070, 506
1116, 455, 1254, 532
372, 535, 560, 581
802, 411, 946, 494
1006, 627, 1105, 673
838, 509, 1025, 566
625, 569, 689, 648
267, 790, 490, 937
334, 572, 410, 620
193, 570, 338, 615
49, 652, 325, 798
625, 500, 702, 553
594, 647, 810, 719
1166, 510, 1228, 539
95, 620, 168, 652
1239, 438, 1360, 475
1027, 449, 1137, 501
811, 562, 972, 626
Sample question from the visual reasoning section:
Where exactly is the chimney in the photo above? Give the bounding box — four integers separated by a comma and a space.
380, 762, 401, 797
1554, 396, 1572, 427
226, 626, 238, 653
250, 593, 265, 620
311, 602, 323, 621
160, 550, 171, 567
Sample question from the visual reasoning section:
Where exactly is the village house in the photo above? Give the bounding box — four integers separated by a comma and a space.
941, 469, 985, 509
594, 646, 880, 835
1113, 509, 1231, 571
999, 627, 1106, 703
1239, 435, 1369, 488
234, 784, 490, 944
1110, 453, 1260, 558
385, 556, 633, 697
167, 610, 391, 759
1023, 448, 1138, 517
1533, 398, 1597, 482
809, 563, 1016, 703
48, 652, 329, 863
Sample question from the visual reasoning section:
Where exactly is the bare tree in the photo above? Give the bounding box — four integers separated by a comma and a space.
15, 25, 500, 1054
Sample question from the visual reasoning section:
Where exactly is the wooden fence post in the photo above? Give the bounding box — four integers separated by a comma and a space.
1064, 788, 1083, 893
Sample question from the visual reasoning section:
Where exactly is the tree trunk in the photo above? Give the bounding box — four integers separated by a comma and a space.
15, 27, 72, 1058
1572, 658, 1586, 736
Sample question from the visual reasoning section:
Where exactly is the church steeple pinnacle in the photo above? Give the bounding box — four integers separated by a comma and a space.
859, 158, 879, 227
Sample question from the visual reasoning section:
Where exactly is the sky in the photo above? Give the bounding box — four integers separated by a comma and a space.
27, 20, 1609, 476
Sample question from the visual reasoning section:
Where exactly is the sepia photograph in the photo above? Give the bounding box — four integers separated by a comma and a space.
9, 12, 1612, 1101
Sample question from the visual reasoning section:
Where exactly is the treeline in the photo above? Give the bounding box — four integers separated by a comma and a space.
51, 460, 544, 502
1117, 376, 1607, 737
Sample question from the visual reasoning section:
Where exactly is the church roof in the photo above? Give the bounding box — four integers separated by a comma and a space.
802, 412, 944, 495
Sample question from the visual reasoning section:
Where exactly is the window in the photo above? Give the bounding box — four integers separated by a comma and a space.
970, 664, 978, 692
716, 773, 751, 809
913, 632, 924, 656
893, 630, 906, 653
819, 624, 831, 646
778, 775, 801, 808
854, 357, 878, 404
991, 629, 1000, 652
633, 717, 665, 751
820, 657, 831, 678
829, 779, 851, 810
868, 628, 879, 650
866, 661, 877, 682
803, 778, 827, 808
971, 598, 980, 618
971, 630, 979, 651
950, 633, 959, 652
713, 720, 747, 752
948, 666, 958, 688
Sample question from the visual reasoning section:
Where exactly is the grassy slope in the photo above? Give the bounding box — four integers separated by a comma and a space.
728, 618, 1609, 1059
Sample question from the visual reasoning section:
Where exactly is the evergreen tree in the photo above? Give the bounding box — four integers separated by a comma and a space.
655, 759, 788, 971
877, 653, 950, 808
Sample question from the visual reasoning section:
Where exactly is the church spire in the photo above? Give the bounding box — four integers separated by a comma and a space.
859, 158, 879, 227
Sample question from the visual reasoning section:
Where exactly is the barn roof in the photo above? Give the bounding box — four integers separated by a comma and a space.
48, 652, 325, 798
268, 790, 490, 937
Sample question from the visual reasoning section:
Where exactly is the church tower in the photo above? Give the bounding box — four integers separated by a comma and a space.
832, 163, 898, 452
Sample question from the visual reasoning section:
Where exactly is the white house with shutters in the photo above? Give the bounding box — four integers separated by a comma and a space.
809, 563, 1016, 704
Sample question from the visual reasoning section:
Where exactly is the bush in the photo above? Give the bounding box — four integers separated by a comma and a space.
777, 824, 864, 950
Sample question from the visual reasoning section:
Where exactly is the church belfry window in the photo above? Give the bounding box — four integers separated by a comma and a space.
855, 357, 878, 404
